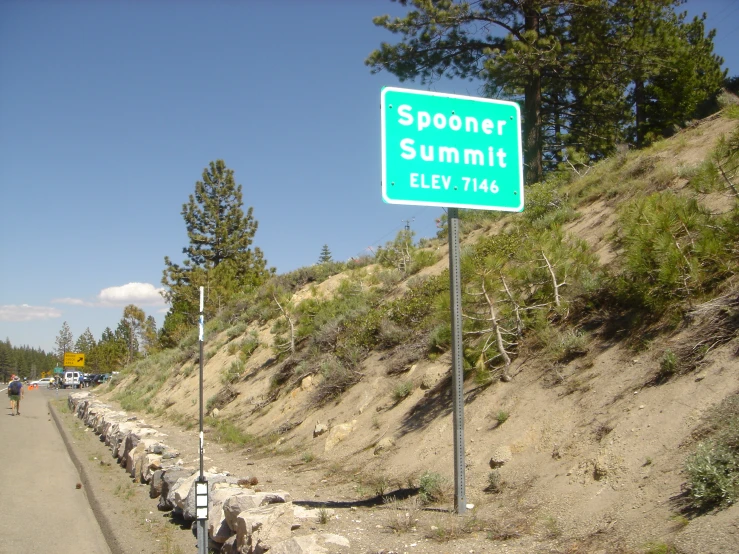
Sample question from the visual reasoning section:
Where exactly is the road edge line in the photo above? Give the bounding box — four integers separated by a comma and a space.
48, 398, 124, 554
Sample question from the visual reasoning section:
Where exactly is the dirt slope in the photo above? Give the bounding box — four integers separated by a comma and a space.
99, 110, 739, 554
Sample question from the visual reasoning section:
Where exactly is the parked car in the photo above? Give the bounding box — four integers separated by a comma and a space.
63, 371, 82, 389
30, 377, 55, 388
93, 374, 109, 384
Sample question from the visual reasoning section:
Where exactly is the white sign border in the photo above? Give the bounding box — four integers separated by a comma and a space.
381, 86, 524, 212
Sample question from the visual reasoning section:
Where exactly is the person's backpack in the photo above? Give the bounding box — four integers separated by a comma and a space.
9, 380, 21, 394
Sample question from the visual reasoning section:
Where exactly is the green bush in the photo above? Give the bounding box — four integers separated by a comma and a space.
226, 322, 246, 340
614, 192, 734, 312
684, 394, 739, 511
221, 360, 243, 385
643, 542, 679, 554
685, 442, 738, 510
313, 356, 362, 405
658, 349, 678, 379
410, 249, 439, 273
522, 179, 574, 228
392, 381, 414, 402
376, 268, 405, 289
205, 318, 227, 335
428, 323, 452, 354
207, 417, 253, 446
419, 471, 448, 505
486, 470, 502, 493
239, 331, 260, 361
685, 159, 721, 193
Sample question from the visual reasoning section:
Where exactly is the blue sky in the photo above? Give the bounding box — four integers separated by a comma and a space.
1, 0, 737, 354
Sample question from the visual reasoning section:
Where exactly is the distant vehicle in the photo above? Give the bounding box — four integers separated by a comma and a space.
30, 377, 55, 388
63, 371, 82, 389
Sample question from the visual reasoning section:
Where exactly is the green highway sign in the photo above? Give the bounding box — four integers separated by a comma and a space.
381, 87, 524, 211
53, 367, 64, 374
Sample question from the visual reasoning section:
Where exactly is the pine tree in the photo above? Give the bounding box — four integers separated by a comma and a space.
181, 160, 260, 268
55, 321, 74, 362
75, 328, 96, 355
142, 315, 159, 355
0, 340, 11, 382
91, 327, 127, 372
640, 12, 726, 144
318, 245, 333, 264
161, 160, 272, 343
367, 1, 601, 185
367, 1, 725, 174
122, 305, 145, 364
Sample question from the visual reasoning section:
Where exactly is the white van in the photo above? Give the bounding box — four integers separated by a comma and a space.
63, 371, 82, 389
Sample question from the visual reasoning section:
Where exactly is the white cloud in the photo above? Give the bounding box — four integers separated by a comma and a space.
0, 304, 62, 322
51, 297, 91, 306
97, 282, 166, 306
48, 282, 167, 309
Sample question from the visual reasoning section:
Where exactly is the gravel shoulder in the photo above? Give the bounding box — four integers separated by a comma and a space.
50, 394, 194, 554
67, 389, 566, 554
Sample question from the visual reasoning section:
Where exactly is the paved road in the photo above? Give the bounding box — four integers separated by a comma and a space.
0, 385, 111, 553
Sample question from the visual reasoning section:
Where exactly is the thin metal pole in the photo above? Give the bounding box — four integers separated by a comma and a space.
199, 286, 205, 479
197, 520, 207, 553
447, 208, 466, 515
197, 286, 207, 554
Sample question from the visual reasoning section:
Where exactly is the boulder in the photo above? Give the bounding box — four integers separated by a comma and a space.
220, 535, 237, 554
208, 486, 244, 544
324, 421, 355, 452
235, 503, 294, 554
158, 468, 194, 511
182, 474, 243, 521
373, 436, 395, 455
150, 469, 165, 499
223, 489, 292, 531
313, 423, 328, 438
268, 533, 350, 554
222, 492, 266, 531
172, 472, 201, 517
140, 453, 162, 484
293, 506, 334, 523
489, 445, 513, 469
127, 438, 159, 479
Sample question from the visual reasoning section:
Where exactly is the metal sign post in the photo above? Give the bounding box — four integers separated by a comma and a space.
448, 207, 466, 514
380, 86, 524, 516
196, 286, 208, 554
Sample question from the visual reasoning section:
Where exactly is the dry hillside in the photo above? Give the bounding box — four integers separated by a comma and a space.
100, 106, 739, 554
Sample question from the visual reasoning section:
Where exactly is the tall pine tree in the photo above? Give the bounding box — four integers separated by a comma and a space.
367, 0, 600, 185
367, 1, 725, 174
55, 321, 74, 362
318, 245, 333, 264
161, 160, 272, 346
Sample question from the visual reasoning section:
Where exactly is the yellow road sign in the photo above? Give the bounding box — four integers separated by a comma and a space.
63, 352, 85, 367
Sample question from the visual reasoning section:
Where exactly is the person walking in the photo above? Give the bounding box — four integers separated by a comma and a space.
8, 376, 23, 416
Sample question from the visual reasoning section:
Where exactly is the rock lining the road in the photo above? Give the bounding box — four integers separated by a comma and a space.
69, 392, 350, 553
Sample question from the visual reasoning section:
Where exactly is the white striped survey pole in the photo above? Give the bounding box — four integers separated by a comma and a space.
196, 286, 208, 553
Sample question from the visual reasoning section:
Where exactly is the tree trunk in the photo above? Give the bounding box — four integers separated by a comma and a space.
634, 78, 645, 148
524, 5, 543, 185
